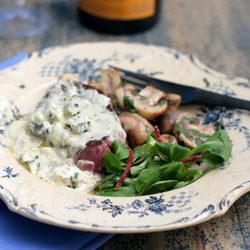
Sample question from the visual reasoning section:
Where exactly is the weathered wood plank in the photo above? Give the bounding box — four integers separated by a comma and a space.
0, 0, 249, 80
99, 193, 250, 250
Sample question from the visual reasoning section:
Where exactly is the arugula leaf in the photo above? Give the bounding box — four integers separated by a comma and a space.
155, 142, 190, 162
132, 146, 147, 165
142, 135, 157, 155
97, 186, 136, 197
144, 180, 178, 195
99, 179, 117, 190
99, 175, 136, 191
99, 129, 232, 197
98, 173, 116, 184
135, 169, 154, 194
146, 159, 162, 172
152, 152, 169, 164
112, 140, 129, 160
130, 157, 149, 177
172, 169, 202, 189
188, 130, 232, 167
103, 153, 124, 173
137, 162, 183, 195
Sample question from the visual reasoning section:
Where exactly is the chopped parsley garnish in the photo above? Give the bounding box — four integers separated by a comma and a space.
159, 100, 168, 106
149, 71, 164, 76
19, 85, 25, 89
195, 138, 204, 146
124, 96, 138, 113
116, 110, 124, 115
189, 129, 210, 138
214, 122, 221, 131
113, 99, 119, 107
203, 78, 210, 87
119, 81, 126, 86
185, 117, 196, 123
145, 125, 151, 133
131, 91, 147, 100
169, 135, 174, 141
176, 121, 190, 138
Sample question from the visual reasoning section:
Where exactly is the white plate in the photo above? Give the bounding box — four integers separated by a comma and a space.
0, 42, 250, 233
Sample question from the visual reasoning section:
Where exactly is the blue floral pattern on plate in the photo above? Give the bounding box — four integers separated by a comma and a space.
67, 191, 199, 218
1, 167, 19, 179
0, 101, 20, 148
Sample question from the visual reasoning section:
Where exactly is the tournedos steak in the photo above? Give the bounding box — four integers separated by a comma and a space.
29, 80, 126, 172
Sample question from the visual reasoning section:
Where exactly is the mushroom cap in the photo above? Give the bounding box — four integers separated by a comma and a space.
118, 112, 154, 147
161, 134, 178, 144
165, 93, 181, 111
100, 69, 121, 98
124, 86, 168, 121
88, 81, 107, 95
114, 83, 136, 109
159, 110, 178, 134
173, 112, 215, 149
59, 73, 82, 83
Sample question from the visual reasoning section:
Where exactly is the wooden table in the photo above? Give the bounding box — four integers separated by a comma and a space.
1, 0, 249, 249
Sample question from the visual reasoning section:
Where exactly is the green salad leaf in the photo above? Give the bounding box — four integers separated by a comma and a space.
98, 130, 232, 197
188, 129, 232, 167
97, 186, 136, 197
103, 153, 124, 173
112, 140, 129, 160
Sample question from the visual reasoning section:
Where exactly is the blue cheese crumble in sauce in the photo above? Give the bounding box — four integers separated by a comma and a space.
5, 80, 126, 193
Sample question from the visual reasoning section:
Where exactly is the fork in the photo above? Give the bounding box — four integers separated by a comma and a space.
109, 65, 250, 111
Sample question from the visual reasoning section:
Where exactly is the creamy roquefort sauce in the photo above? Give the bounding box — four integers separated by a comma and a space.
5, 81, 126, 193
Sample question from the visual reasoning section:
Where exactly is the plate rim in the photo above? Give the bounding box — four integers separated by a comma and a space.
0, 41, 250, 233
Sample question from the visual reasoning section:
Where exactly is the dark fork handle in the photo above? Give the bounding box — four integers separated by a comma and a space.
111, 65, 250, 110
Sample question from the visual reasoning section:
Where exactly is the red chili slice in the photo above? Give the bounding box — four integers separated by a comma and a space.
179, 155, 202, 163
115, 145, 134, 190
154, 126, 162, 142
157, 151, 168, 158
